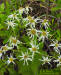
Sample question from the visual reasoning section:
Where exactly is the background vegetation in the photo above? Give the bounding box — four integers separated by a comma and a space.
0, 0, 61, 75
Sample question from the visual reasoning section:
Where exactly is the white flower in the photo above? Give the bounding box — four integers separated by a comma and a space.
0, 49, 3, 58
6, 20, 16, 29
25, 6, 32, 14
27, 27, 40, 38
29, 41, 39, 58
42, 19, 49, 29
18, 7, 25, 14
9, 36, 20, 47
40, 56, 51, 65
24, 16, 40, 27
19, 51, 32, 65
7, 55, 16, 64
8, 13, 19, 20
39, 30, 49, 42
54, 55, 61, 67
49, 40, 61, 54
1, 44, 13, 54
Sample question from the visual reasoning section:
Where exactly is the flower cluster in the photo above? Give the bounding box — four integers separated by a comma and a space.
1, 5, 61, 68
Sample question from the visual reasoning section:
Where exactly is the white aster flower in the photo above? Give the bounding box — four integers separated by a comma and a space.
18, 7, 25, 14
7, 55, 16, 64
19, 51, 32, 65
6, 20, 16, 29
8, 13, 19, 20
24, 16, 40, 27
39, 30, 49, 42
27, 27, 40, 38
42, 19, 49, 29
54, 55, 61, 67
49, 40, 61, 54
0, 49, 3, 58
29, 41, 39, 58
9, 36, 20, 47
40, 56, 51, 65
25, 6, 32, 14
1, 44, 13, 54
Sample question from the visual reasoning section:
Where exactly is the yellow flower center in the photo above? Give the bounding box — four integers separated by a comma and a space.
42, 31, 47, 36
59, 58, 61, 62
8, 22, 12, 25
43, 19, 47, 23
24, 55, 28, 59
12, 39, 17, 44
55, 43, 58, 47
25, 6, 29, 8
13, 14, 16, 17
2, 46, 8, 51
28, 16, 32, 20
32, 47, 37, 51
0, 50, 2, 53
45, 60, 48, 63
31, 29, 36, 35
9, 57, 13, 62
28, 16, 35, 23
19, 7, 23, 10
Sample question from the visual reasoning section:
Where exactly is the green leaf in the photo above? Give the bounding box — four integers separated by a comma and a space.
0, 3, 4, 13
51, 6, 61, 11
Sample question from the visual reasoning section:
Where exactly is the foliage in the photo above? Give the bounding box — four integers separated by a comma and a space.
0, 0, 61, 75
